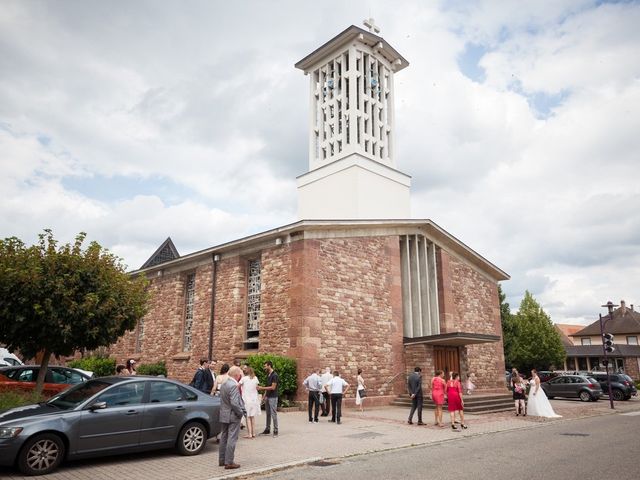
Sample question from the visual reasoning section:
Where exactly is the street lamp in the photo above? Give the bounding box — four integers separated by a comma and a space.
600, 301, 618, 410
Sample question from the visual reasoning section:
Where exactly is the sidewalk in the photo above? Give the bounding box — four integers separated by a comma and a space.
2, 397, 638, 480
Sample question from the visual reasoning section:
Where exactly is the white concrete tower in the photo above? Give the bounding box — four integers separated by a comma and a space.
295, 20, 412, 219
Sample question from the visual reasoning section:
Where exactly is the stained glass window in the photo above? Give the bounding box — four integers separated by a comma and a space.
183, 273, 196, 351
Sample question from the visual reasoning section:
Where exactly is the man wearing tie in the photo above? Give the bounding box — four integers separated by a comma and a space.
218, 366, 246, 470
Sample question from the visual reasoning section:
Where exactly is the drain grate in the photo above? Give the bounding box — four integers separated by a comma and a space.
560, 433, 590, 437
309, 460, 340, 467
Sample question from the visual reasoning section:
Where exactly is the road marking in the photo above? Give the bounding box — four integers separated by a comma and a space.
620, 411, 640, 416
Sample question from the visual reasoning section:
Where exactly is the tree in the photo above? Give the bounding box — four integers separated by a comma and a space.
509, 291, 565, 373
498, 284, 517, 368
0, 230, 148, 394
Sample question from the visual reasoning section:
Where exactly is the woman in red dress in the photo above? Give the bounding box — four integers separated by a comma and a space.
430, 370, 446, 427
447, 372, 467, 430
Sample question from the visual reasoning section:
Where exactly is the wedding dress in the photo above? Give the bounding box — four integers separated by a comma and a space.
527, 379, 561, 418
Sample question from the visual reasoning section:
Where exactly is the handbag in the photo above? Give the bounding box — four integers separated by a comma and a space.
359, 389, 367, 398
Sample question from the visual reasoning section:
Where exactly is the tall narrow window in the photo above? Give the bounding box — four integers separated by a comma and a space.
135, 317, 144, 353
183, 273, 196, 352
245, 259, 261, 350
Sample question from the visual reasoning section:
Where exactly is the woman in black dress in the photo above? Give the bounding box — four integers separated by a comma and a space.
512, 371, 527, 416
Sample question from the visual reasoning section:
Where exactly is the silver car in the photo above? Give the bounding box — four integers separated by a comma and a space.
0, 376, 221, 475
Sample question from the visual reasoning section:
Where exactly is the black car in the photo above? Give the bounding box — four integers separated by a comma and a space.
541, 374, 603, 402
0, 376, 221, 475
588, 372, 638, 401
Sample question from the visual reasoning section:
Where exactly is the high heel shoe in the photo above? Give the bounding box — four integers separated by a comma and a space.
451, 424, 459, 431
461, 424, 468, 429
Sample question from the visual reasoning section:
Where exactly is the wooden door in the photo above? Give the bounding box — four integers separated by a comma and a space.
433, 346, 460, 375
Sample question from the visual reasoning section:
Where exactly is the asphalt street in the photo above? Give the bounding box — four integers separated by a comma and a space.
259, 412, 640, 480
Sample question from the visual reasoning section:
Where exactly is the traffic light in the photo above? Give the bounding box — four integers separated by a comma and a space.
603, 333, 615, 353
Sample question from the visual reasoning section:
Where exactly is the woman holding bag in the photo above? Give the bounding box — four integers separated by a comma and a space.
355, 368, 367, 412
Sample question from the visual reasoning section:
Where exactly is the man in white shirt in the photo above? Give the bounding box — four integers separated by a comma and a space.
303, 367, 323, 423
326, 371, 349, 424
319, 367, 333, 417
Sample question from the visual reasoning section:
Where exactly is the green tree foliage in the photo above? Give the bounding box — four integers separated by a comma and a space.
244, 353, 297, 401
68, 355, 117, 377
510, 291, 565, 373
499, 284, 517, 368
0, 230, 148, 393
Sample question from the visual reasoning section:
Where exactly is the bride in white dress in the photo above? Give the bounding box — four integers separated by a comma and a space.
527, 369, 561, 418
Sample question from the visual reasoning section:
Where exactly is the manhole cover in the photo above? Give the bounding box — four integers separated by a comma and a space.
344, 431, 385, 439
560, 433, 590, 437
309, 460, 340, 467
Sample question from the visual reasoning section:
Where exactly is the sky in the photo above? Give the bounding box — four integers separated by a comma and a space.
1, 0, 639, 325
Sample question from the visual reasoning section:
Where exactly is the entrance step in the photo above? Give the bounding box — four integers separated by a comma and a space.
392, 392, 514, 414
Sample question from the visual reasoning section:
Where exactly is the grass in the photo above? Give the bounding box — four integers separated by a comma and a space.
0, 390, 45, 412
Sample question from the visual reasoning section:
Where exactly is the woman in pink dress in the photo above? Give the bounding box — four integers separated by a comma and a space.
431, 370, 446, 427
447, 372, 467, 430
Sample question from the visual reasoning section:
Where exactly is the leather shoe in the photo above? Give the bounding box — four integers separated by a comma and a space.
260, 430, 270, 435
225, 463, 241, 470
417, 421, 425, 425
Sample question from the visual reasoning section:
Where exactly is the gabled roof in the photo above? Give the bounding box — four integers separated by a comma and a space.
295, 25, 409, 73
140, 237, 180, 270
571, 305, 640, 336
554, 324, 576, 347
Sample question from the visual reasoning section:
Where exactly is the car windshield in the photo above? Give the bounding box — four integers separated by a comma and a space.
587, 377, 599, 384
47, 380, 111, 410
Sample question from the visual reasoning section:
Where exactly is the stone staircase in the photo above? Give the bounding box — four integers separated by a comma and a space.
392, 392, 513, 414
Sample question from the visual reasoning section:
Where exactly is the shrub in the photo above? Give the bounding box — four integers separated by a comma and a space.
245, 354, 297, 401
0, 390, 45, 412
68, 356, 116, 377
136, 361, 167, 377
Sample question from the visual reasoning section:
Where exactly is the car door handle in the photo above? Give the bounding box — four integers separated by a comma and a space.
125, 410, 139, 415
174, 406, 185, 411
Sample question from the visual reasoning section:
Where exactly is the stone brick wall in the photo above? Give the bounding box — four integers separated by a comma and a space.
438, 249, 506, 392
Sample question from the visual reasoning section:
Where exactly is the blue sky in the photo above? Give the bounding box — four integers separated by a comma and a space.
1, 0, 639, 324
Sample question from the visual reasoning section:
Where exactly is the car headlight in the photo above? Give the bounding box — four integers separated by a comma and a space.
0, 427, 23, 438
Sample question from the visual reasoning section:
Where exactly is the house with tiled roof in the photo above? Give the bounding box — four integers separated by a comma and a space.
564, 301, 640, 379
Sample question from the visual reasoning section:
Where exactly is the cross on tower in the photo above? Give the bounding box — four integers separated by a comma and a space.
363, 17, 381, 34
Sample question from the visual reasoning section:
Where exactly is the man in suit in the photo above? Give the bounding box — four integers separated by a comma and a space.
193, 358, 215, 394
407, 366, 424, 425
219, 365, 246, 470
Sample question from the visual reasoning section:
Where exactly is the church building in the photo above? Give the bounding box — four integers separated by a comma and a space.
110, 23, 510, 403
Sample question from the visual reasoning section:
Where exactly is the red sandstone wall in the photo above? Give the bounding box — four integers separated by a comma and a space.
439, 250, 506, 391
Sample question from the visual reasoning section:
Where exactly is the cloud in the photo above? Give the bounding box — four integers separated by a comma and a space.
1, 0, 638, 323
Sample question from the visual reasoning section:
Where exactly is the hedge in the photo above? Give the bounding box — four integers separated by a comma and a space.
0, 390, 45, 412
136, 361, 167, 377
68, 356, 116, 377
244, 354, 297, 401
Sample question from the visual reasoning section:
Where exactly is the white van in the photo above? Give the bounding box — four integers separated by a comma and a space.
0, 348, 23, 367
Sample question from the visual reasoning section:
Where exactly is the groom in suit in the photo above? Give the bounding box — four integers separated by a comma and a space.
219, 365, 246, 470
407, 366, 424, 425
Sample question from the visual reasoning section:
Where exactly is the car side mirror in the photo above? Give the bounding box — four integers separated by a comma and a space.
88, 401, 107, 411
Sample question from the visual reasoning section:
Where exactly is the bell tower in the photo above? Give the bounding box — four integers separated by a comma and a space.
295, 20, 412, 220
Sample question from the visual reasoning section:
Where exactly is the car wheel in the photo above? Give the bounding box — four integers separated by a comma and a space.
579, 391, 592, 402
612, 389, 625, 401
17, 433, 65, 476
177, 421, 207, 456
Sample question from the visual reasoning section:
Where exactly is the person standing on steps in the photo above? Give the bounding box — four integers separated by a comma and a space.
257, 361, 279, 437
407, 366, 424, 425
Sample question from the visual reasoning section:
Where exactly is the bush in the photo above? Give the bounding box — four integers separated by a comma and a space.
68, 356, 116, 377
245, 354, 297, 401
0, 390, 45, 412
136, 361, 167, 377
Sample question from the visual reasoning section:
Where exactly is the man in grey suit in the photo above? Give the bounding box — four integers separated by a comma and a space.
407, 366, 424, 425
219, 365, 246, 470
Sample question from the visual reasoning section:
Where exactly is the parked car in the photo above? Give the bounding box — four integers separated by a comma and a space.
588, 372, 638, 401
0, 376, 221, 475
541, 374, 603, 402
0, 348, 23, 367
0, 365, 92, 397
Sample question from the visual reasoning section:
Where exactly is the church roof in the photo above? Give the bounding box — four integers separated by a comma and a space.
132, 219, 509, 282
140, 237, 180, 270
295, 25, 409, 73
570, 304, 640, 336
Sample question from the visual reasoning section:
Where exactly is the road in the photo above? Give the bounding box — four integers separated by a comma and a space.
259, 412, 640, 480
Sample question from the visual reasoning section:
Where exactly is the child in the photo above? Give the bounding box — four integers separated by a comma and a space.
465, 373, 476, 395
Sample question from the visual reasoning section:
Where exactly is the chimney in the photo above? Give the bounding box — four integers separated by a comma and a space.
631, 304, 634, 312
620, 300, 626, 315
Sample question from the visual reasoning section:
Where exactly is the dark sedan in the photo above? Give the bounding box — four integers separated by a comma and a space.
541, 374, 603, 402
0, 376, 221, 475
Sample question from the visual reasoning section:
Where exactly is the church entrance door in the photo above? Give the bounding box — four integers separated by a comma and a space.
433, 346, 460, 376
